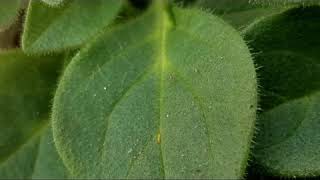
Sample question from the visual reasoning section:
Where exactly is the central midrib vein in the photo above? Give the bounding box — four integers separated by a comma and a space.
157, 0, 171, 178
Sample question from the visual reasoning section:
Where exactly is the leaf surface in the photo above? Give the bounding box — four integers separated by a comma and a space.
244, 6, 320, 177
52, 2, 257, 179
0, 50, 67, 178
0, 0, 20, 31
22, 0, 123, 54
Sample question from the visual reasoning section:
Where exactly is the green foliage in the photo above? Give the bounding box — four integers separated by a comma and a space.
251, 0, 320, 6
220, 7, 283, 29
244, 6, 320, 177
180, 0, 320, 30
0, 0, 319, 179
52, 2, 257, 178
0, 0, 21, 31
32, 127, 69, 179
195, 0, 260, 13
22, 0, 124, 54
0, 50, 67, 178
188, 0, 285, 29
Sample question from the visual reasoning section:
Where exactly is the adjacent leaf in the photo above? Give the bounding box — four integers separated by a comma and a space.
22, 0, 124, 54
0, 0, 20, 31
192, 0, 284, 29
254, 94, 320, 177
244, 6, 320, 177
52, 2, 257, 179
41, 0, 64, 7
0, 50, 66, 178
32, 127, 69, 179
222, 7, 283, 29
195, 0, 260, 13
250, 0, 320, 6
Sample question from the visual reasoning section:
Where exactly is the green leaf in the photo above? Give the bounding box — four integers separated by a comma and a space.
222, 7, 283, 29
244, 6, 320, 177
52, 2, 257, 179
0, 50, 66, 178
32, 127, 69, 179
192, 0, 284, 29
41, 0, 64, 7
22, 0, 124, 54
0, 0, 21, 31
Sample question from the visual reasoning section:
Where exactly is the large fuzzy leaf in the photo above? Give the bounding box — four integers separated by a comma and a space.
52, 2, 257, 179
0, 0, 21, 31
244, 6, 320, 177
0, 50, 67, 178
22, 0, 123, 54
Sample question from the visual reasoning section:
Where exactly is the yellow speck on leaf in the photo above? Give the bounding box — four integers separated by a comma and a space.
157, 133, 161, 144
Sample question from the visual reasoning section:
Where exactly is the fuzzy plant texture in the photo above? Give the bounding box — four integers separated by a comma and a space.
0, 0, 319, 179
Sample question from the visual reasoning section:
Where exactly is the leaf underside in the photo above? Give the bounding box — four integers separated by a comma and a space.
0, 50, 67, 178
22, 0, 123, 54
52, 4, 257, 179
244, 6, 320, 177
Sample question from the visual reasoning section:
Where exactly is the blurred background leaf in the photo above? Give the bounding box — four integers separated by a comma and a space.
175, 0, 286, 30
0, 0, 21, 31
245, 5, 320, 178
0, 50, 67, 178
22, 0, 124, 54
